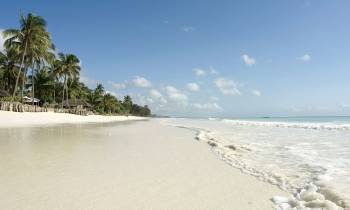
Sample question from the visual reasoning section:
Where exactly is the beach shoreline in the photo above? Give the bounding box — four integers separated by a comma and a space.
0, 110, 147, 128
0, 116, 287, 210
164, 118, 350, 209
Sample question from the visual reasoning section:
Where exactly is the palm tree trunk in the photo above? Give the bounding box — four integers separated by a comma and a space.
53, 82, 56, 104
6, 66, 10, 91
12, 41, 28, 102
61, 75, 66, 108
66, 80, 70, 109
31, 67, 35, 106
21, 68, 27, 103
20, 73, 23, 102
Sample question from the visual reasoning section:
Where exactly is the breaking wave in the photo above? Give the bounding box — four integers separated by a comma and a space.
192, 129, 350, 210
221, 119, 350, 131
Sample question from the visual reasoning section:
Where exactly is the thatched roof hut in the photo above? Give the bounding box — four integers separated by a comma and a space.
23, 96, 40, 103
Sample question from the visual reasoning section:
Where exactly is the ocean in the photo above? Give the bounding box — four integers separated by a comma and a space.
162, 116, 350, 209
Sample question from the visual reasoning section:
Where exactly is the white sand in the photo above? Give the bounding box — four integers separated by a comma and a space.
0, 115, 287, 210
0, 111, 146, 127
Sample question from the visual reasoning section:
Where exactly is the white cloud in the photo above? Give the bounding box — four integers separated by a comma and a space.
105, 90, 120, 98
80, 75, 98, 87
132, 76, 152, 88
0, 29, 5, 52
112, 82, 127, 90
299, 54, 311, 62
209, 66, 219, 75
150, 89, 162, 99
192, 102, 222, 111
242, 54, 256, 66
182, 26, 195, 32
214, 78, 241, 96
193, 67, 218, 77
186, 83, 200, 92
131, 93, 154, 106
150, 89, 167, 104
165, 86, 188, 104
111, 76, 151, 90
251, 89, 262, 96
193, 68, 206, 77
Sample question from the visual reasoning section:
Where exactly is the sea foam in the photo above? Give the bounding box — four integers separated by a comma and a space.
195, 129, 350, 210
164, 118, 350, 210
221, 119, 350, 131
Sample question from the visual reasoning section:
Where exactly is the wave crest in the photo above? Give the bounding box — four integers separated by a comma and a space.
222, 119, 350, 131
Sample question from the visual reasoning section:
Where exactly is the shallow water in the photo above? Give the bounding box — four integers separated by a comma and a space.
164, 117, 350, 209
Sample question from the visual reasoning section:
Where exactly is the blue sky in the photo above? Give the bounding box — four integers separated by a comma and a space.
1, 0, 350, 117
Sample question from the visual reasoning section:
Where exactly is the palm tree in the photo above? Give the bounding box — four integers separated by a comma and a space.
0, 48, 21, 93
94, 84, 105, 97
103, 93, 119, 114
33, 67, 55, 103
53, 53, 81, 108
49, 58, 62, 104
29, 50, 55, 105
123, 95, 133, 114
87, 84, 104, 112
3, 12, 53, 102
68, 78, 90, 101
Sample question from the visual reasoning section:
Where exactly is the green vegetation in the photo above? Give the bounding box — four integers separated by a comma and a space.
0, 12, 151, 117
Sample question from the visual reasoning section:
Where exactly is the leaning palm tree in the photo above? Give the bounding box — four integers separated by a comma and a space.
2, 12, 53, 101
53, 53, 81, 108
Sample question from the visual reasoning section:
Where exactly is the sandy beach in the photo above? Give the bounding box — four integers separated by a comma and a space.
2, 2, 349, 209
0, 111, 146, 128
0, 113, 286, 210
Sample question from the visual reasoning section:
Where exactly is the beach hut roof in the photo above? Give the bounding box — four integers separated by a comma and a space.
0, 90, 10, 97
23, 96, 40, 103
